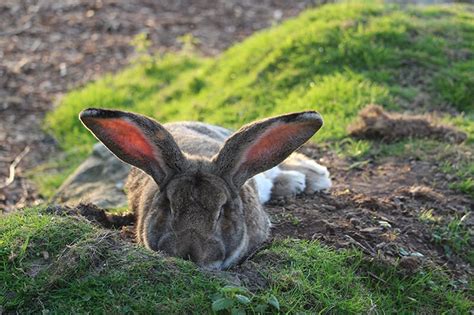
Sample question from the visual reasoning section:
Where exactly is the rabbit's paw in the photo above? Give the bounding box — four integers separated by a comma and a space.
298, 160, 332, 194
271, 170, 306, 198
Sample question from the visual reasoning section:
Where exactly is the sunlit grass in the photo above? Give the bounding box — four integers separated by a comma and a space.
1, 209, 471, 313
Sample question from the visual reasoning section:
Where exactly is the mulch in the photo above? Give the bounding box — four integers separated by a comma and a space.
267, 145, 473, 283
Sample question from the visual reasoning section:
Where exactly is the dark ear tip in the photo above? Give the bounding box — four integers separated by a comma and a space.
79, 108, 126, 122
79, 108, 102, 121
300, 111, 323, 127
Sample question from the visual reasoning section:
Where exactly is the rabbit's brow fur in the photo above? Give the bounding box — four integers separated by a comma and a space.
80, 109, 331, 269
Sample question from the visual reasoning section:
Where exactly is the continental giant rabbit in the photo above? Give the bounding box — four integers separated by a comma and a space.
80, 109, 331, 269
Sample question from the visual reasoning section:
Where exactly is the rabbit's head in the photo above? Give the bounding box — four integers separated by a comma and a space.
80, 109, 322, 269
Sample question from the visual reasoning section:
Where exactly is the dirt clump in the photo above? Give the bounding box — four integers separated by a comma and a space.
46, 203, 135, 229
348, 104, 467, 143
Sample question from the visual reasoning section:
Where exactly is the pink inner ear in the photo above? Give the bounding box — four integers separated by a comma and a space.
92, 118, 154, 160
244, 122, 305, 164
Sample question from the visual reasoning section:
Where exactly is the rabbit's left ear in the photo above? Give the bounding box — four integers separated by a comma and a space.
80, 108, 188, 186
213, 111, 323, 190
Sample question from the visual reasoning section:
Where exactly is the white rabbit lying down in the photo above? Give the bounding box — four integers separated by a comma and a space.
80, 109, 331, 270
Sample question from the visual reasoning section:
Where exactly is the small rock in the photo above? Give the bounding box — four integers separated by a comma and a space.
378, 220, 391, 228
399, 248, 409, 256
52, 143, 130, 208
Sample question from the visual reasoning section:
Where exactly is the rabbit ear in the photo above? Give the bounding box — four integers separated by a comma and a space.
79, 108, 188, 186
213, 111, 323, 190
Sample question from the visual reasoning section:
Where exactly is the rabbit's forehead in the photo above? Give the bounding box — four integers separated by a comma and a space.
167, 173, 229, 205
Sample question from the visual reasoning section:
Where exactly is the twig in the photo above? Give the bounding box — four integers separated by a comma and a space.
344, 234, 376, 256
13, 179, 29, 209
0, 146, 30, 189
368, 271, 387, 284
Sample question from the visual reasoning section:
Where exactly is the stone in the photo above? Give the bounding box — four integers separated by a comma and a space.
52, 143, 130, 209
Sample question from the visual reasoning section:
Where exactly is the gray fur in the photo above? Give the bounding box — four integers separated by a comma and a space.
79, 109, 323, 269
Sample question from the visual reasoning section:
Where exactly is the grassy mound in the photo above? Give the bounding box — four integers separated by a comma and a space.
42, 1, 474, 197
1, 208, 472, 313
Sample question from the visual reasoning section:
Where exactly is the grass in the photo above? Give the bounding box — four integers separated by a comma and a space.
41, 1, 474, 199
432, 214, 473, 265
0, 208, 224, 313
1, 208, 472, 313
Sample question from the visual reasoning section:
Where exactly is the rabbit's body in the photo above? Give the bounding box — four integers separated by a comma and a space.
126, 121, 270, 269
80, 109, 330, 269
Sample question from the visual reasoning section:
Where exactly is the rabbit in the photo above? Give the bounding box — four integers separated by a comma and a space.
79, 108, 331, 270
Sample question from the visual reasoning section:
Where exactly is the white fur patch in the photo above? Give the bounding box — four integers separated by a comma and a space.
308, 173, 332, 193
264, 166, 282, 180
253, 159, 331, 203
253, 173, 274, 204
279, 170, 307, 194
301, 160, 332, 192
299, 158, 329, 176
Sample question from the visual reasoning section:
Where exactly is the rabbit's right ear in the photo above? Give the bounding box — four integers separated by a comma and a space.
213, 111, 323, 191
79, 108, 188, 186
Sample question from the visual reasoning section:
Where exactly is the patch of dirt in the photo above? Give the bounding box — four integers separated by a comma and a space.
46, 203, 135, 229
266, 145, 473, 283
0, 0, 326, 212
348, 104, 467, 143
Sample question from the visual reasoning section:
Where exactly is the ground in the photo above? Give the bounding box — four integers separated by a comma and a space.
1, 1, 473, 313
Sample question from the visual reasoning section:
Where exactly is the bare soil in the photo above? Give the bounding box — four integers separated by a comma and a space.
267, 145, 473, 281
0, 0, 323, 212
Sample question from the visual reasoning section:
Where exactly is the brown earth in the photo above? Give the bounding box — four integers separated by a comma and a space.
0, 0, 324, 212
268, 145, 473, 282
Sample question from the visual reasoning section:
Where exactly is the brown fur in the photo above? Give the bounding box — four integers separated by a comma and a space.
348, 104, 467, 144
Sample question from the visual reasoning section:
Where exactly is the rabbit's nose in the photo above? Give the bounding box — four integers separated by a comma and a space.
177, 243, 201, 262
176, 231, 203, 260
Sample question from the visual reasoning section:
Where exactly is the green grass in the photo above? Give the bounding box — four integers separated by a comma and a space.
41, 1, 474, 199
0, 208, 224, 313
1, 209, 471, 313
432, 214, 473, 265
